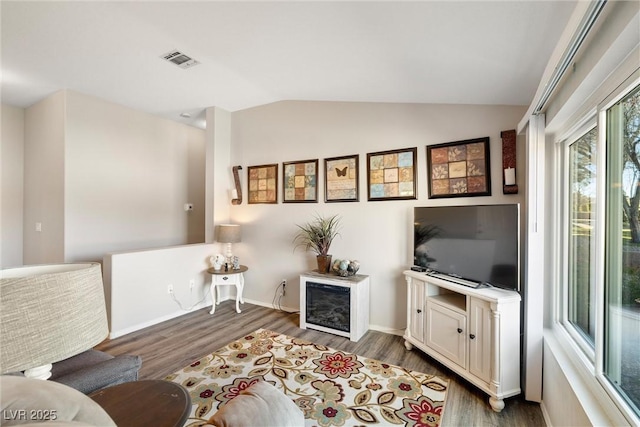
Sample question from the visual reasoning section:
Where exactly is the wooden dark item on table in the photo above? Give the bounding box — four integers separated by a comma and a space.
89, 380, 190, 427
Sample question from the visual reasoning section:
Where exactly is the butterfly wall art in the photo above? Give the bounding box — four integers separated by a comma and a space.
325, 155, 359, 202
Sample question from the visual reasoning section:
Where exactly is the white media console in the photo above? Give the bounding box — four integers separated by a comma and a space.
403, 270, 521, 412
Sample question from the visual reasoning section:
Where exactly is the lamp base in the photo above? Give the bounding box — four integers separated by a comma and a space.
226, 243, 234, 265
24, 363, 53, 380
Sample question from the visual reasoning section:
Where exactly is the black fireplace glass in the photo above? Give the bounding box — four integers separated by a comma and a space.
306, 281, 350, 333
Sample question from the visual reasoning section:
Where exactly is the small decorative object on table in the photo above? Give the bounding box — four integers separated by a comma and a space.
210, 254, 225, 271
232, 256, 240, 270
332, 259, 360, 277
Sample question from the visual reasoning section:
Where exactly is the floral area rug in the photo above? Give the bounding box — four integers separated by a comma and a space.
166, 329, 449, 427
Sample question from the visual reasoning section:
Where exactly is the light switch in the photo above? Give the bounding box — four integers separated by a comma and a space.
35, 222, 42, 232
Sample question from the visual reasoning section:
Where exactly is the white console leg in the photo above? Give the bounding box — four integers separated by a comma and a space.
209, 281, 216, 315
404, 340, 414, 351
234, 283, 241, 313
489, 397, 505, 412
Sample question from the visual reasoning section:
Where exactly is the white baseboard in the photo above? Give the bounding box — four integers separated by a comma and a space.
109, 301, 212, 339
369, 324, 405, 336
242, 297, 298, 314
108, 297, 402, 340
540, 400, 553, 427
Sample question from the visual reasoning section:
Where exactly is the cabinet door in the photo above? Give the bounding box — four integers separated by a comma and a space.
409, 279, 425, 342
468, 298, 492, 384
426, 301, 467, 369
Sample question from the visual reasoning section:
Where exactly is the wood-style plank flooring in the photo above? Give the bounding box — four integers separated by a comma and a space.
96, 302, 545, 426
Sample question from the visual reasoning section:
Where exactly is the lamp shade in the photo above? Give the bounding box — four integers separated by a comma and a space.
0, 263, 109, 375
216, 224, 241, 243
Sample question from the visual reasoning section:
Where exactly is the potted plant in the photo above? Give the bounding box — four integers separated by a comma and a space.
294, 214, 341, 273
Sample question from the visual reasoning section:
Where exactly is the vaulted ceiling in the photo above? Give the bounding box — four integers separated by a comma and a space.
1, 1, 577, 128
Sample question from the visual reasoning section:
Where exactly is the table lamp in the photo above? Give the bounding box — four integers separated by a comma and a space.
0, 263, 109, 380
216, 224, 241, 265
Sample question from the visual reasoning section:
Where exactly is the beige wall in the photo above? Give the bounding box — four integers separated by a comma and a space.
1, 104, 25, 268
63, 91, 206, 262
230, 100, 527, 332
18, 90, 207, 264
23, 92, 66, 264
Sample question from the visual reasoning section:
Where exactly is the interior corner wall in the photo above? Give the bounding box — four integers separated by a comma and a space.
205, 106, 233, 245
230, 101, 527, 332
63, 91, 207, 262
23, 92, 66, 265
1, 104, 25, 268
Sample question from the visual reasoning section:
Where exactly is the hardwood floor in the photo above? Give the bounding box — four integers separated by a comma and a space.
96, 301, 545, 426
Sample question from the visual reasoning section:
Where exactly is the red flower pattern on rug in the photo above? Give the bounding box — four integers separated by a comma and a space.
313, 351, 364, 379
166, 329, 448, 426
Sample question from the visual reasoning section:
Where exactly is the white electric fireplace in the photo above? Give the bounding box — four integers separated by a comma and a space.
299, 271, 370, 342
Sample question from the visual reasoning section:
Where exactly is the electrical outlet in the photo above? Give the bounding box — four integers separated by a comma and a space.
189, 279, 195, 289
168, 284, 174, 294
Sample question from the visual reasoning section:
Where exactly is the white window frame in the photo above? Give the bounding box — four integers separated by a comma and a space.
553, 72, 640, 426
558, 117, 598, 363
596, 74, 640, 420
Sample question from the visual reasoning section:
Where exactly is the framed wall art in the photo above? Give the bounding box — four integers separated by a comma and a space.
283, 159, 318, 203
324, 154, 359, 202
366, 147, 417, 201
427, 137, 491, 198
247, 163, 278, 204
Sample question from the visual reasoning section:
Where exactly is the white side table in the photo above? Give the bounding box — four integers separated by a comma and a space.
207, 265, 248, 314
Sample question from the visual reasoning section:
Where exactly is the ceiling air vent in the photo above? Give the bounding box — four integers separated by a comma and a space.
161, 50, 200, 69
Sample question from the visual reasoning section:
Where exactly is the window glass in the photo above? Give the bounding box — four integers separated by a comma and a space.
605, 84, 640, 415
568, 127, 597, 345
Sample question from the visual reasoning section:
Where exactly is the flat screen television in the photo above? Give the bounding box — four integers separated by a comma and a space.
413, 204, 520, 291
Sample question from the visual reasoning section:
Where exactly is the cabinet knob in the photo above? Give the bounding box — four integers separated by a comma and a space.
469, 334, 476, 340
457, 328, 463, 334
416, 309, 422, 314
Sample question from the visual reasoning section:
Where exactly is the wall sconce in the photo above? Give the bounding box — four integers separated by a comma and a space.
501, 130, 518, 194
231, 165, 242, 205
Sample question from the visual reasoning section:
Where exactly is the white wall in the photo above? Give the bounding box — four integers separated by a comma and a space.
64, 91, 207, 262
206, 106, 234, 236
230, 101, 527, 333
1, 104, 25, 268
23, 92, 66, 264
542, 335, 593, 427
104, 243, 215, 338
18, 90, 207, 264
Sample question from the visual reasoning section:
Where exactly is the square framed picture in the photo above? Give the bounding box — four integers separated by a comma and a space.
283, 159, 318, 203
325, 154, 359, 202
247, 164, 278, 204
427, 137, 491, 198
366, 147, 417, 201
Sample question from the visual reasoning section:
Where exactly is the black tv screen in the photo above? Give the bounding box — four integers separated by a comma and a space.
414, 204, 520, 291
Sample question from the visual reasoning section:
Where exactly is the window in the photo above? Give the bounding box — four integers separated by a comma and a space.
567, 127, 597, 347
560, 82, 640, 421
604, 85, 640, 415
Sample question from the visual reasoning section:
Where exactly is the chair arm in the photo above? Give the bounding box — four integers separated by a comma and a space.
53, 355, 142, 395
